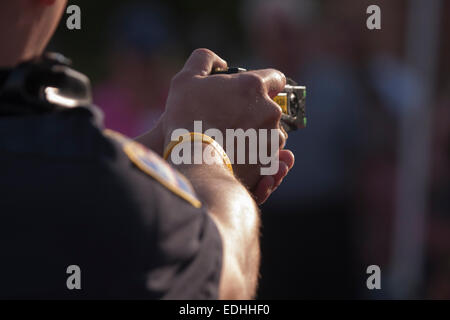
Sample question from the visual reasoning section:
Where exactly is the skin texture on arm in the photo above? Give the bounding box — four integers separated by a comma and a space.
171, 143, 261, 299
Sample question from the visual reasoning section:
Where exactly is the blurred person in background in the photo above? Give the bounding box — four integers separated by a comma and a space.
336, 0, 410, 298
241, 0, 366, 298
349, 0, 436, 298
94, 3, 181, 137
426, 89, 450, 299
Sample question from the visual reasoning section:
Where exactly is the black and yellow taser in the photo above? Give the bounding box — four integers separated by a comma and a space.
211, 67, 307, 132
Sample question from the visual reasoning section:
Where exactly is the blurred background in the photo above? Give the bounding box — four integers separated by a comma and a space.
51, 0, 450, 299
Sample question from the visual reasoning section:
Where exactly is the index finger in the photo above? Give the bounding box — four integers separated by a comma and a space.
182, 48, 228, 77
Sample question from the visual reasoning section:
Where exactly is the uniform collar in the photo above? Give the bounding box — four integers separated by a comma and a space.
0, 103, 106, 156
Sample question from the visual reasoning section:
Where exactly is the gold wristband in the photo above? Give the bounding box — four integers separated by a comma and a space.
163, 132, 233, 174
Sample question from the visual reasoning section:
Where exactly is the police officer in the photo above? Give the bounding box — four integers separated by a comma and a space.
0, 0, 294, 299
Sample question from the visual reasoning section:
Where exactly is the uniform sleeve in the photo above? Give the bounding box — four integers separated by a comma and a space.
102, 131, 223, 299
143, 180, 223, 300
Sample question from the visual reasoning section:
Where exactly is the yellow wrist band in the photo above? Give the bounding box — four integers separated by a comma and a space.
163, 132, 234, 174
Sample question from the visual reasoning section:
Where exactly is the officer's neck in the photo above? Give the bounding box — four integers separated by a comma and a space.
0, 1, 67, 68
0, 47, 42, 69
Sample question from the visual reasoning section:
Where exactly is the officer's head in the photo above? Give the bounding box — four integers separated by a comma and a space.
0, 0, 67, 67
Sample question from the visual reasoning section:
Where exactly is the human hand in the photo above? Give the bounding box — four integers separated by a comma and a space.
153, 48, 293, 197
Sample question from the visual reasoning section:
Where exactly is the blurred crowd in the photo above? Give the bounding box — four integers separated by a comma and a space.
53, 0, 450, 299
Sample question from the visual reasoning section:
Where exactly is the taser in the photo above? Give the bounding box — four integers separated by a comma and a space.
211, 67, 306, 132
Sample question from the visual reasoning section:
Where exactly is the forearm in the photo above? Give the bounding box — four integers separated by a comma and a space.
134, 48, 291, 298
172, 148, 261, 299
135, 120, 165, 156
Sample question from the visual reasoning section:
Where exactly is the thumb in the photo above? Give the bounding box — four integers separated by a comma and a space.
182, 48, 227, 77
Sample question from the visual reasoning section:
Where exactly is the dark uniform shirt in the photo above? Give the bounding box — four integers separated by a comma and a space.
0, 101, 222, 299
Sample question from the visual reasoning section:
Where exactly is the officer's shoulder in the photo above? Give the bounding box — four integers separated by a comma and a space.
103, 129, 201, 208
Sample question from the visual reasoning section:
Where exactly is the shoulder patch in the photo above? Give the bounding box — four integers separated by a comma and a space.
104, 129, 201, 208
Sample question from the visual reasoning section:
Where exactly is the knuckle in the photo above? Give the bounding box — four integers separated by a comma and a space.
170, 71, 189, 88
239, 73, 265, 95
269, 68, 285, 82
267, 68, 286, 91
193, 48, 215, 59
279, 138, 286, 150
268, 102, 283, 123
279, 129, 287, 146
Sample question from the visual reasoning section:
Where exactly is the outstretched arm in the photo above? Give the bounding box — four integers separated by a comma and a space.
174, 147, 260, 299
138, 48, 295, 299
